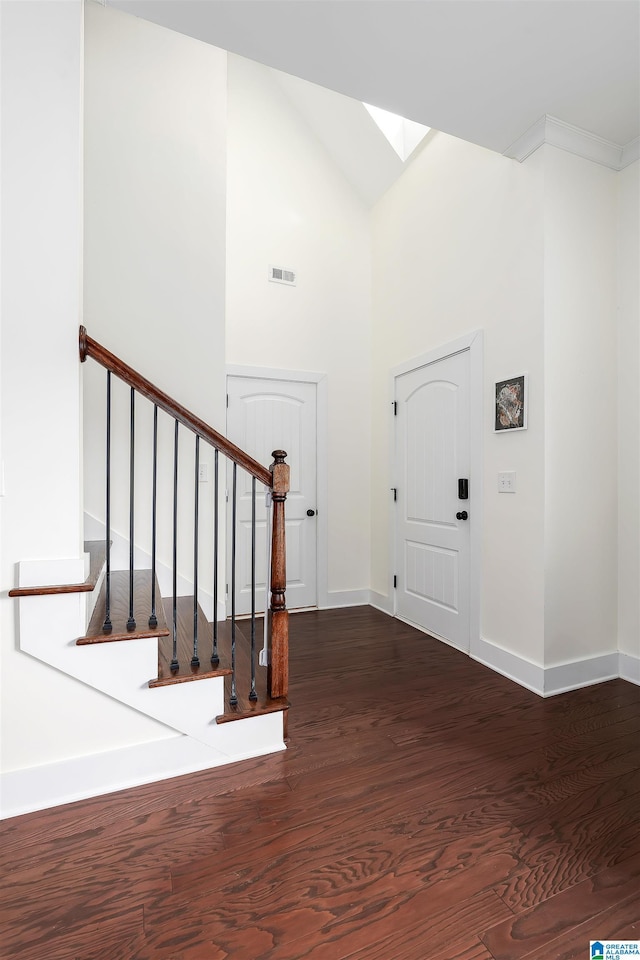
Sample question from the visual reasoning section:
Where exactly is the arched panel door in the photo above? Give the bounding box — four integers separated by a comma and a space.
395, 350, 471, 651
227, 376, 317, 614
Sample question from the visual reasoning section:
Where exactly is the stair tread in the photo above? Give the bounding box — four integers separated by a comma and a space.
150, 597, 233, 686
77, 569, 170, 644
76, 570, 287, 724
9, 540, 107, 598
216, 615, 289, 723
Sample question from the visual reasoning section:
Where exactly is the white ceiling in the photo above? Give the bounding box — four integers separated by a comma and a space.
108, 0, 639, 155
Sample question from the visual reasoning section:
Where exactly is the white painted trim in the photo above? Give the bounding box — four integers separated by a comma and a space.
471, 636, 545, 695
504, 114, 638, 171
544, 653, 619, 697
369, 590, 393, 616
620, 652, 640, 686
319, 589, 370, 610
471, 637, 627, 699
621, 139, 639, 168
0, 733, 286, 820
226, 363, 325, 384
503, 115, 547, 164
389, 330, 483, 656
316, 375, 329, 609
16, 555, 86, 588
225, 364, 329, 609
390, 330, 482, 380
468, 333, 483, 654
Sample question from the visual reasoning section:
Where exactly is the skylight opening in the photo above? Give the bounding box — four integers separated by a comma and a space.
363, 102, 430, 162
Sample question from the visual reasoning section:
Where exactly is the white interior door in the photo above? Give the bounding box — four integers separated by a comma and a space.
227, 376, 317, 614
395, 350, 471, 651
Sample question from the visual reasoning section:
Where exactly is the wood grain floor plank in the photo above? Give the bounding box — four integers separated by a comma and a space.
482, 850, 640, 959
2, 607, 639, 960
143, 852, 520, 960
521, 892, 640, 960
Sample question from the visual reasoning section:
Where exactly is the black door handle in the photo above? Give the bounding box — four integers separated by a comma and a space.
307, 509, 316, 517
456, 511, 468, 520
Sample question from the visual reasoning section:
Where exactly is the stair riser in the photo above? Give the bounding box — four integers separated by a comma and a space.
14, 558, 285, 759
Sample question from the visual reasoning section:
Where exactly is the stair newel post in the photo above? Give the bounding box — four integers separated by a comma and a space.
269, 450, 290, 700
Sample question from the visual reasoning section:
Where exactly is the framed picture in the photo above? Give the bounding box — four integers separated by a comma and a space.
495, 374, 527, 431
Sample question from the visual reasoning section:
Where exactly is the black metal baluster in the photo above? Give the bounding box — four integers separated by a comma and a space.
149, 405, 158, 628
170, 419, 179, 673
230, 462, 238, 706
192, 436, 200, 668
249, 475, 257, 701
127, 387, 136, 631
102, 371, 112, 634
211, 448, 219, 666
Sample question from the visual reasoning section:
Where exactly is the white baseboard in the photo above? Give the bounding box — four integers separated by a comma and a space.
544, 652, 619, 697
369, 591, 394, 615
0, 734, 286, 821
620, 652, 640, 686
470, 636, 545, 695
472, 636, 625, 698
319, 589, 370, 609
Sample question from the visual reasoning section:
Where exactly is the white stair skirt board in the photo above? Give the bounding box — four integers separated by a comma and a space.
10, 557, 286, 812
0, 730, 285, 820
620, 652, 640, 686
84, 513, 228, 624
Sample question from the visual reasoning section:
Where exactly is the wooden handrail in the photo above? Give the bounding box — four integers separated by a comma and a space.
79, 326, 272, 487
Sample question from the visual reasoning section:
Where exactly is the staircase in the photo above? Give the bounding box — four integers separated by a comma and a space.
8, 328, 291, 808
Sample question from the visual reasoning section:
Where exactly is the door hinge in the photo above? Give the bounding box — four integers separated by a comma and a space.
391, 487, 397, 501
392, 401, 397, 416
226, 393, 229, 408
225, 583, 228, 595
393, 575, 397, 589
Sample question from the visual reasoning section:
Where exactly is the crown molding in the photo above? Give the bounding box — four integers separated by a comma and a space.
504, 115, 638, 171
622, 137, 640, 167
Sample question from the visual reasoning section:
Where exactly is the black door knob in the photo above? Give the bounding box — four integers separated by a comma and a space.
456, 511, 468, 520
307, 509, 316, 517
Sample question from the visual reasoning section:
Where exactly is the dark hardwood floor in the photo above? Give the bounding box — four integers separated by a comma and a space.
2, 607, 639, 959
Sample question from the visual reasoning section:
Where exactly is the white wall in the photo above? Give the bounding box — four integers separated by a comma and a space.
371, 133, 546, 665
0, 1, 173, 777
83, 2, 228, 598
617, 160, 640, 661
543, 146, 618, 667
225, 55, 372, 598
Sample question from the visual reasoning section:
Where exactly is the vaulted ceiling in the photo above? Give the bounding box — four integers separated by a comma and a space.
109, 0, 639, 157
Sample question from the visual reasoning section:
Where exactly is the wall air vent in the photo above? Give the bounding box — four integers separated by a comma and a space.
269, 265, 296, 286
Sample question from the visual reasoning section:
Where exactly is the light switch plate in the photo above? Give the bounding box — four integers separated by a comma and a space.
498, 471, 516, 493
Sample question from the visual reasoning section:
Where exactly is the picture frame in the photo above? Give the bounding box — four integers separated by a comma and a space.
494, 374, 527, 432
